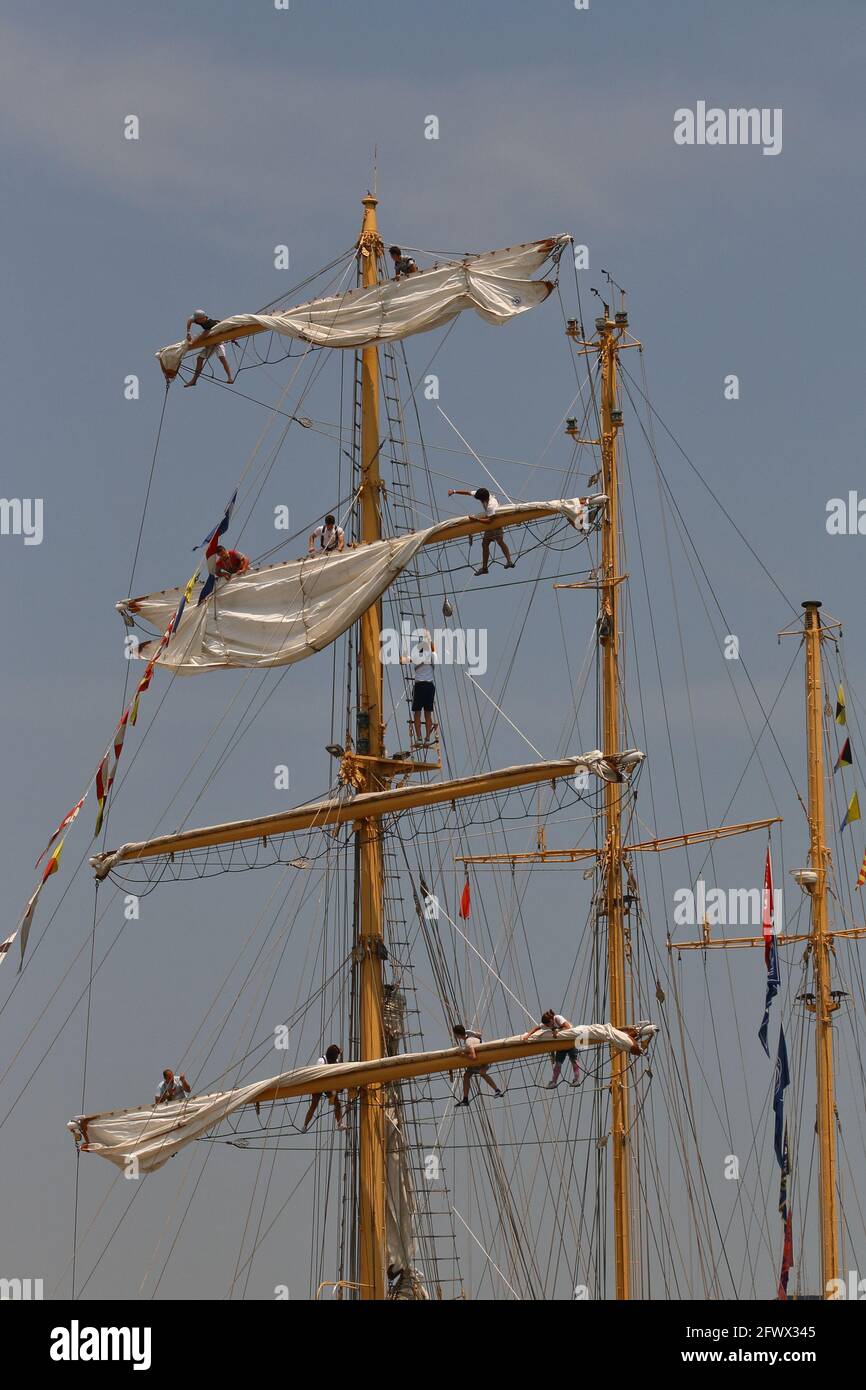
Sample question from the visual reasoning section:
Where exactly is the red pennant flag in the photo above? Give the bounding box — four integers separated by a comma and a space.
130, 660, 155, 727
762, 846, 775, 968
857, 849, 866, 890
41, 836, 65, 883
459, 876, 471, 920
12, 835, 67, 972
94, 709, 130, 835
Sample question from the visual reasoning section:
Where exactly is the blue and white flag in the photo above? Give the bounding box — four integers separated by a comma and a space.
196, 490, 238, 605
758, 936, 780, 1056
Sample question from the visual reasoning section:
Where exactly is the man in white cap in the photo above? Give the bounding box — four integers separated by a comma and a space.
184, 310, 234, 387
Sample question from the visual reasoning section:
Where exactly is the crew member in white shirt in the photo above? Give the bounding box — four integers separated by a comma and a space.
401, 631, 438, 746
452, 1023, 504, 1106
448, 486, 515, 576
522, 1009, 582, 1087
154, 1068, 192, 1105
303, 1043, 346, 1131
308, 514, 345, 556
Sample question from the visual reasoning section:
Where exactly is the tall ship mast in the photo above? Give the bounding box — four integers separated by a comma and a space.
8, 192, 866, 1302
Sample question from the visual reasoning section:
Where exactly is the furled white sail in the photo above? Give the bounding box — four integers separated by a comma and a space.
385, 1103, 426, 1298
156, 238, 569, 378
68, 1025, 657, 1175
120, 499, 589, 675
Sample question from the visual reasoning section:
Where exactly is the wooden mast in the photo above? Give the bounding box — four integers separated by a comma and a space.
355, 193, 387, 1300
801, 601, 841, 1291
597, 310, 632, 1300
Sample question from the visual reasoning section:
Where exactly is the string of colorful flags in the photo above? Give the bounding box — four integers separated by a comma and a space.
832, 685, 866, 888
3, 493, 238, 974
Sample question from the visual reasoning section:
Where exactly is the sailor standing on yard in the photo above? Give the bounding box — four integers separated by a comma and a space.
183, 310, 234, 387
452, 1023, 504, 1106
522, 1010, 582, 1088
303, 1044, 347, 1132
448, 486, 515, 576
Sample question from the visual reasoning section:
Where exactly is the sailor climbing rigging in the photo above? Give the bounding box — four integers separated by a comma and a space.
183, 310, 234, 387
401, 629, 438, 747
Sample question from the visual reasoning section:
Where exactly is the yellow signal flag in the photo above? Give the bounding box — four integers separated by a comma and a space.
836, 685, 847, 726
841, 791, 861, 831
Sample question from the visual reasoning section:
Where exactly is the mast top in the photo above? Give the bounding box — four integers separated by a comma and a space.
802, 600, 822, 610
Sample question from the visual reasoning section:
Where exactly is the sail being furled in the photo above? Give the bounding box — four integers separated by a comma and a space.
119, 499, 589, 675
68, 1024, 657, 1175
156, 238, 569, 378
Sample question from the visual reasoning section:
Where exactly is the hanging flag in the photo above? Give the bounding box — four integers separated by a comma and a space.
857, 849, 866, 889
197, 491, 238, 606
35, 794, 85, 868
777, 1209, 793, 1300
773, 1027, 790, 1168
8, 889, 41, 972
762, 845, 775, 968
170, 567, 200, 634
834, 737, 852, 772
94, 710, 130, 835
459, 876, 471, 920
129, 659, 155, 728
194, 490, 238, 553
841, 791, 861, 831
758, 936, 780, 1056
13, 836, 67, 971
0, 930, 16, 965
778, 1124, 790, 1221
836, 685, 846, 725
41, 836, 65, 884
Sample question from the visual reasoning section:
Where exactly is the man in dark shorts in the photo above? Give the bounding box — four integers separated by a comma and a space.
522, 1009, 582, 1087
403, 631, 437, 746
184, 309, 234, 387
447, 485, 515, 575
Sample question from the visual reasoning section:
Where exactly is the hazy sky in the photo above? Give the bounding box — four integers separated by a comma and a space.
2, 1, 865, 1301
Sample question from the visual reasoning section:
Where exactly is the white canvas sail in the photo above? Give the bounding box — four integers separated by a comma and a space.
385, 1103, 426, 1298
68, 1025, 657, 1175
156, 238, 569, 378
120, 499, 588, 675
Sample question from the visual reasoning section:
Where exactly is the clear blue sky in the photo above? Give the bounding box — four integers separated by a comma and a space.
2, 1, 865, 1300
